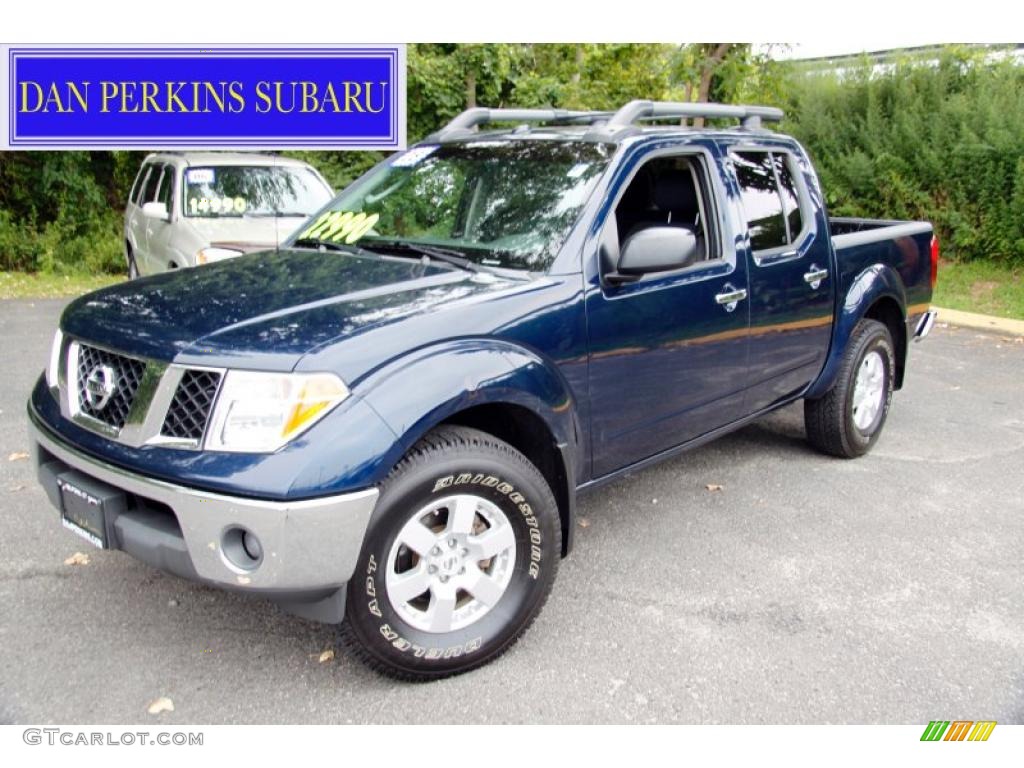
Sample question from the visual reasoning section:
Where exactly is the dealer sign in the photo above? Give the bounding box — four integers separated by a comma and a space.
1, 45, 405, 149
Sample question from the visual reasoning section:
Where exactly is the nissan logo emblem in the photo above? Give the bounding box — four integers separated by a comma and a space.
84, 364, 117, 410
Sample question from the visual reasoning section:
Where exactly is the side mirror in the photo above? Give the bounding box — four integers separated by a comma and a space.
608, 226, 698, 284
142, 201, 170, 221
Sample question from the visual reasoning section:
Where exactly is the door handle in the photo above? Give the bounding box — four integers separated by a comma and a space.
804, 265, 829, 289
715, 284, 747, 313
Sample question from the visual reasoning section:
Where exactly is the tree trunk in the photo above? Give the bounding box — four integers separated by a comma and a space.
680, 81, 694, 126
465, 71, 477, 109
693, 43, 733, 127
572, 44, 583, 85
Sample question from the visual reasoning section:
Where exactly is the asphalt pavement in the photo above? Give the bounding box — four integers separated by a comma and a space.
1, 298, 1022, 724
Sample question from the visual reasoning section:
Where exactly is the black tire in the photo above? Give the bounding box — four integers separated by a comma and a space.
126, 245, 139, 279
340, 426, 561, 681
804, 318, 895, 458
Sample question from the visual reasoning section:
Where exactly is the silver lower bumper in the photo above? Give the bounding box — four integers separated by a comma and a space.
30, 413, 378, 594
914, 310, 937, 341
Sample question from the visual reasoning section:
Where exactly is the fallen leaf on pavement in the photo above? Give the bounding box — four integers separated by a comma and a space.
7, 451, 29, 461
64, 552, 90, 566
318, 649, 335, 663
577, 517, 590, 529
147, 697, 174, 715
705, 484, 724, 492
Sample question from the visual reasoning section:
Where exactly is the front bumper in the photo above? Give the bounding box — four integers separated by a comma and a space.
29, 405, 378, 620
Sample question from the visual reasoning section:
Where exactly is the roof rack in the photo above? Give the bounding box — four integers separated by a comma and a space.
427, 108, 613, 142
605, 100, 784, 132
425, 100, 785, 143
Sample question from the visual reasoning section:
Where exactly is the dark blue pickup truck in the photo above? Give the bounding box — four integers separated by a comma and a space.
28, 101, 938, 680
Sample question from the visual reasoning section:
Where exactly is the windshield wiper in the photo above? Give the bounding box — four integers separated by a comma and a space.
364, 240, 483, 274
292, 237, 367, 254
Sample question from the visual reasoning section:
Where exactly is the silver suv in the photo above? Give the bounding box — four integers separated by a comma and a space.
124, 152, 334, 277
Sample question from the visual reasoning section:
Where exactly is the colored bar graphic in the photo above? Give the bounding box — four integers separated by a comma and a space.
920, 720, 996, 741
920, 721, 949, 741
968, 721, 997, 741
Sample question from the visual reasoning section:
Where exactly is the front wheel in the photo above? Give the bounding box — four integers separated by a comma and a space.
804, 318, 895, 458
340, 426, 561, 681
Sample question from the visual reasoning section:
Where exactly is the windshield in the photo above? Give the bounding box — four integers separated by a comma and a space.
183, 165, 332, 218
293, 140, 613, 270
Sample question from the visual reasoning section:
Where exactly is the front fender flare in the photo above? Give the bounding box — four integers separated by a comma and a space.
805, 263, 906, 399
356, 339, 580, 486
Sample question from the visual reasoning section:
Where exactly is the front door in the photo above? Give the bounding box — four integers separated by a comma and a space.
585, 145, 751, 478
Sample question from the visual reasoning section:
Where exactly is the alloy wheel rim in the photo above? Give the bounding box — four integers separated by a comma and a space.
385, 494, 517, 633
852, 350, 885, 431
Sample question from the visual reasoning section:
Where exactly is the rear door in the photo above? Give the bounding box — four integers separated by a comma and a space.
728, 148, 834, 413
135, 164, 164, 273
585, 141, 751, 477
144, 164, 178, 271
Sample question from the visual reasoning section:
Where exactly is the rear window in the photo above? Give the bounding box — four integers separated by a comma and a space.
129, 165, 149, 205
140, 164, 162, 205
156, 166, 174, 210
731, 150, 805, 252
774, 155, 804, 241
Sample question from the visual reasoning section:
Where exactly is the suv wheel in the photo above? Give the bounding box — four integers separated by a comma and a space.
804, 318, 895, 458
341, 426, 561, 681
126, 245, 139, 279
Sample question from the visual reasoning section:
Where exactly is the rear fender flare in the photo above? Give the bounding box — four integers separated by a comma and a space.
806, 263, 906, 399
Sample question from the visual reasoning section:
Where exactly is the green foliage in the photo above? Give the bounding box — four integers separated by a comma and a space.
783, 48, 1024, 264
932, 258, 1024, 319
1, 44, 1022, 277
0, 150, 138, 273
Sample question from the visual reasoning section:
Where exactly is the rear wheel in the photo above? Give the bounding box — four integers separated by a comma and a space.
125, 244, 139, 279
341, 426, 561, 681
804, 319, 895, 458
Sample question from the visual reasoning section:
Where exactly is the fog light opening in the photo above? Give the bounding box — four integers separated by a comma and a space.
222, 526, 263, 572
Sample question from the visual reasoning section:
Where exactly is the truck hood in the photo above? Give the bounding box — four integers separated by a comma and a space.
61, 248, 521, 371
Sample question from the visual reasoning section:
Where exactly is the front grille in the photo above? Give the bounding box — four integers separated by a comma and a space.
160, 370, 222, 442
75, 344, 146, 430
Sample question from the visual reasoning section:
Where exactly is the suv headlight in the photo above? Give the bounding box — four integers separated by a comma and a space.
197, 246, 244, 265
205, 371, 349, 453
46, 329, 64, 390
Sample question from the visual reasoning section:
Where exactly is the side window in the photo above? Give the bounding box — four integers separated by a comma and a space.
156, 165, 174, 212
611, 153, 718, 265
773, 154, 803, 241
129, 165, 148, 206
732, 150, 806, 253
141, 164, 161, 205
732, 152, 787, 251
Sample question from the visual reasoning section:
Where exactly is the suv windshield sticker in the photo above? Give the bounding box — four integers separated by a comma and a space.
300, 210, 380, 245
188, 196, 247, 216
185, 168, 215, 184
390, 145, 438, 168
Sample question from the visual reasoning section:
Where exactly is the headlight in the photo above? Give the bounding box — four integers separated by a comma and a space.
46, 329, 64, 390
205, 371, 349, 453
197, 246, 244, 265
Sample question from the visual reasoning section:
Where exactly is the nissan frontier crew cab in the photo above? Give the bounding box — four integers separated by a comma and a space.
28, 101, 939, 680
